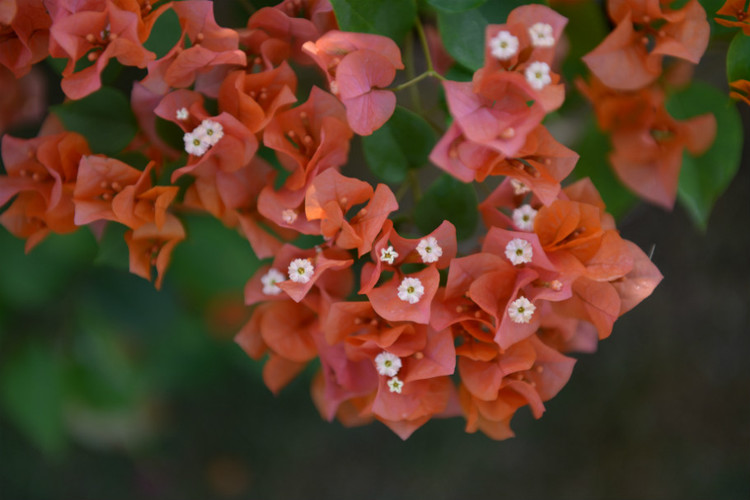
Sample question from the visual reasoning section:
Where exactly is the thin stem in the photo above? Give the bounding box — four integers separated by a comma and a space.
388, 71, 433, 92
403, 32, 422, 114
415, 17, 435, 73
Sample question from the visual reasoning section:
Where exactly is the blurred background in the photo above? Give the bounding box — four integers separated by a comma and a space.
1, 1, 749, 499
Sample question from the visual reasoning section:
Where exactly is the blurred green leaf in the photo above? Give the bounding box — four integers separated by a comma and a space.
51, 87, 138, 156
557, 0, 609, 81
415, 174, 478, 240
362, 106, 437, 183
170, 215, 261, 302
573, 118, 637, 218
427, 0, 486, 13
330, 0, 417, 42
0, 229, 96, 309
668, 82, 743, 229
0, 341, 66, 455
93, 223, 129, 271
144, 8, 181, 59
436, 1, 540, 70
155, 116, 185, 151
727, 31, 750, 82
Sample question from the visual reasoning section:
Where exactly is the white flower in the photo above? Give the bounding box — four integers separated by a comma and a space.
525, 61, 552, 90
387, 376, 404, 394
288, 258, 314, 284
281, 209, 298, 224
199, 119, 224, 146
512, 204, 538, 231
508, 297, 536, 323
260, 268, 285, 295
176, 107, 189, 121
397, 277, 424, 304
489, 30, 519, 60
529, 22, 555, 47
380, 245, 398, 265
505, 238, 533, 265
375, 351, 402, 377
511, 178, 531, 195
416, 237, 442, 264
183, 131, 209, 157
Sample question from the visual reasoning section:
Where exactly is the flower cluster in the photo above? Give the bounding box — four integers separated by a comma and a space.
577, 0, 717, 209
0, 0, 668, 439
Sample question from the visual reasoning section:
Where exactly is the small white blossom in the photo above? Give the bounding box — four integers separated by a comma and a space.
183, 131, 209, 157
529, 22, 555, 47
199, 119, 224, 146
281, 209, 298, 224
512, 204, 538, 231
288, 258, 314, 284
261, 268, 285, 295
375, 351, 402, 377
489, 30, 519, 60
508, 297, 536, 323
176, 107, 189, 121
397, 277, 425, 304
505, 238, 533, 265
416, 237, 442, 264
380, 245, 398, 265
511, 178, 531, 195
387, 376, 404, 394
525, 61, 552, 90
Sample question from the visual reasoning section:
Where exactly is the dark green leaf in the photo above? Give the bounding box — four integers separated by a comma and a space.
170, 215, 261, 302
427, 0, 486, 13
667, 82, 743, 229
144, 8, 181, 59
556, 0, 609, 81
94, 223, 130, 270
415, 174, 478, 240
330, 0, 417, 42
362, 106, 437, 183
727, 31, 750, 82
436, 1, 540, 70
155, 116, 185, 151
573, 118, 637, 218
51, 87, 138, 156
0, 342, 66, 455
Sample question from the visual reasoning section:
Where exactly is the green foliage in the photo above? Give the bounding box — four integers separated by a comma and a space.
668, 82, 743, 229
170, 215, 261, 302
330, 0, 417, 42
556, 0, 609, 82
436, 0, 542, 71
415, 174, 478, 241
573, 118, 637, 219
427, 0, 486, 13
51, 87, 138, 156
144, 8, 182, 59
727, 31, 750, 82
0, 342, 66, 455
94, 223, 130, 270
362, 106, 437, 184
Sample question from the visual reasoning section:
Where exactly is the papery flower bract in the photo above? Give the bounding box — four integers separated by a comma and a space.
0, 0, 50, 77
715, 0, 750, 35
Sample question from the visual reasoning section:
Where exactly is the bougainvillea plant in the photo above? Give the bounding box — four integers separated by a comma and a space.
0, 0, 745, 442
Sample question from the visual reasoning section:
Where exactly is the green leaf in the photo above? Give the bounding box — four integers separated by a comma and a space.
573, 118, 637, 219
437, 8, 486, 71
0, 342, 66, 455
427, 0, 486, 13
94, 223, 129, 270
170, 215, 261, 302
362, 106, 437, 183
667, 82, 743, 229
436, 1, 540, 70
556, 0, 609, 82
330, 0, 417, 42
727, 31, 750, 82
415, 174, 478, 240
144, 8, 181, 59
51, 87, 138, 156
